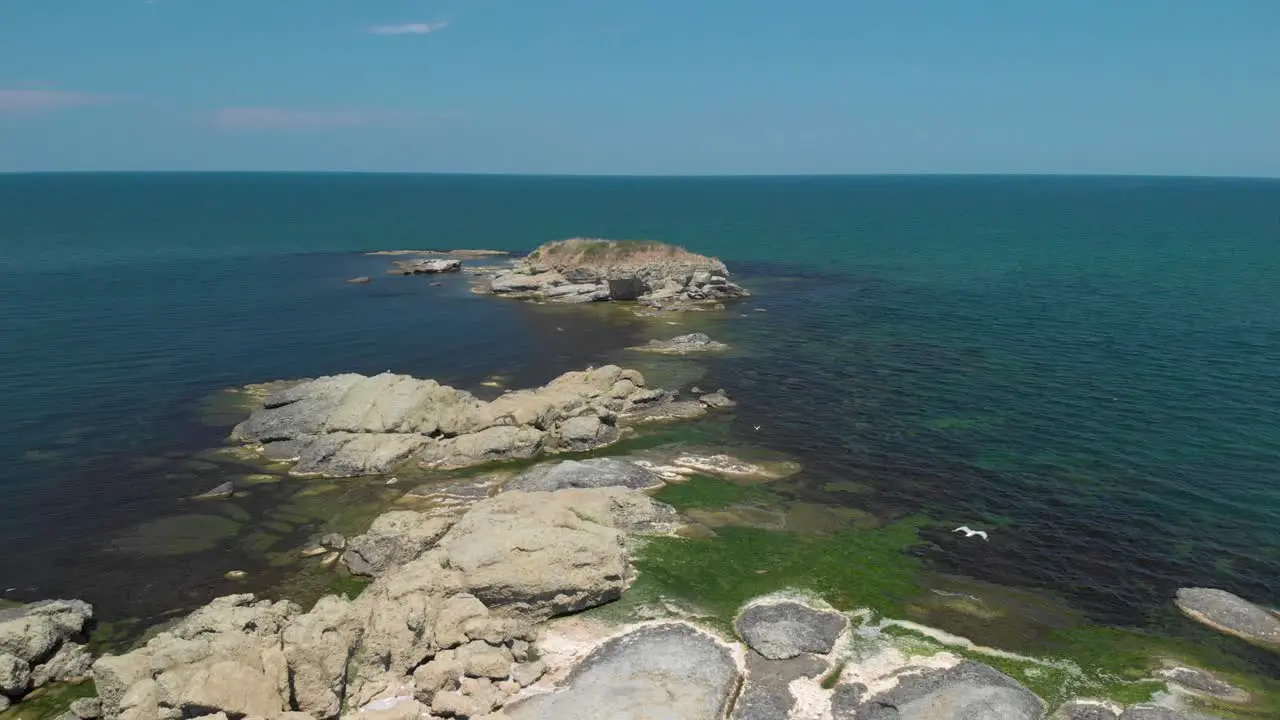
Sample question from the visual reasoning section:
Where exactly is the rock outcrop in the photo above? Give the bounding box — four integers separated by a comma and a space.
88, 486, 678, 720
833, 661, 1045, 720
230, 366, 703, 477
1175, 587, 1280, 649
734, 599, 847, 660
629, 333, 730, 354
502, 458, 662, 493
480, 238, 750, 308
500, 623, 741, 720
0, 599, 94, 708
390, 258, 462, 275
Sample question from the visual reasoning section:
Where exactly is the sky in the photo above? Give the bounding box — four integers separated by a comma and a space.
1, 1, 1278, 176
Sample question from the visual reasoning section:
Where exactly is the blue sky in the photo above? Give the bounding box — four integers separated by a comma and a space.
1, 1, 1277, 175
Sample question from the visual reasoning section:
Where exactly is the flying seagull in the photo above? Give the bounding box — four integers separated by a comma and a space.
753, 425, 762, 431
952, 526, 989, 541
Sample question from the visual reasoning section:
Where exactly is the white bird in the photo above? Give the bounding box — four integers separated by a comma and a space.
952, 526, 989, 541
753, 425, 761, 431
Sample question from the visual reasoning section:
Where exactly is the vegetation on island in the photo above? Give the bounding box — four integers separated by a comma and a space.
525, 237, 721, 271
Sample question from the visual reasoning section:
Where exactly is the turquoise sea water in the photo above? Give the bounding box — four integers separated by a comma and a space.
1, 174, 1278, 652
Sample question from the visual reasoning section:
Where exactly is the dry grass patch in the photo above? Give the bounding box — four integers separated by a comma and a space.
528, 238, 720, 271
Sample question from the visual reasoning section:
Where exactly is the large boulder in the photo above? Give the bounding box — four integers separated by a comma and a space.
179, 659, 286, 718
837, 661, 1045, 720
92, 594, 299, 718
1174, 587, 1280, 649
1053, 701, 1121, 720
342, 511, 457, 577
500, 623, 741, 720
281, 595, 363, 719
231, 366, 691, 477
734, 600, 847, 660
503, 458, 662, 493
436, 490, 633, 619
0, 599, 93, 705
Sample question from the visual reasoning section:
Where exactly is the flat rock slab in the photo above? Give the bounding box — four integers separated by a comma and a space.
501, 623, 740, 720
843, 661, 1044, 720
734, 601, 847, 660
732, 651, 827, 720
504, 458, 662, 493
1174, 588, 1280, 649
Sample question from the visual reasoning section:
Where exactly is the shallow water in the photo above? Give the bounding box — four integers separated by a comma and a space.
1, 173, 1278, 678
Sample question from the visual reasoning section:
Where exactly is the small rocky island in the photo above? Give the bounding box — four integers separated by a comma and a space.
229, 365, 718, 477
478, 238, 750, 309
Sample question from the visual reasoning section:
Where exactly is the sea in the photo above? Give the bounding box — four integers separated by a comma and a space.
1, 173, 1278, 664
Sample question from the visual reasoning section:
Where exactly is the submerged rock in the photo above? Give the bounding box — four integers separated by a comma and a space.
1174, 587, 1280, 649
503, 458, 663, 493
734, 600, 847, 660
192, 481, 234, 500
501, 623, 740, 720
346, 276, 372, 284
631, 333, 731, 355
230, 366, 701, 477
481, 238, 750, 309
1158, 666, 1250, 703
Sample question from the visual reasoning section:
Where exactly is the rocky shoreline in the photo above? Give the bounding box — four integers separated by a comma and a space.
4, 461, 1263, 719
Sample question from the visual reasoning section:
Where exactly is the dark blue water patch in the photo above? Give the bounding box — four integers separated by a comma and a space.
697, 262, 1280, 635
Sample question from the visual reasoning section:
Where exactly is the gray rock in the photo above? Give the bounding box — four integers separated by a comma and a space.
342, 511, 456, 577
505, 458, 662, 493
346, 276, 372, 284
830, 682, 870, 720
394, 258, 462, 274
0, 694, 8, 712
0, 652, 30, 697
438, 489, 630, 619
320, 532, 347, 551
1158, 666, 1248, 703
282, 595, 362, 719
30, 641, 94, 686
69, 696, 103, 719
699, 390, 737, 408
850, 661, 1045, 720
732, 652, 827, 720
192, 481, 234, 500
233, 366, 697, 477
1174, 587, 1280, 649
607, 277, 644, 300
633, 333, 731, 355
734, 601, 848, 660
502, 623, 740, 720
0, 599, 92, 665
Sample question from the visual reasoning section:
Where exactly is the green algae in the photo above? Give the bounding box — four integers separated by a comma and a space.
0, 680, 97, 720
654, 474, 776, 510
633, 519, 928, 629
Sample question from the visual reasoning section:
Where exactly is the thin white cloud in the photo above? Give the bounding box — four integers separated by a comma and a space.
213, 107, 417, 131
0, 89, 115, 117
367, 21, 450, 35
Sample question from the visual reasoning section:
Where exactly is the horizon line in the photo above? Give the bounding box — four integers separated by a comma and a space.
2, 170, 1279, 181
